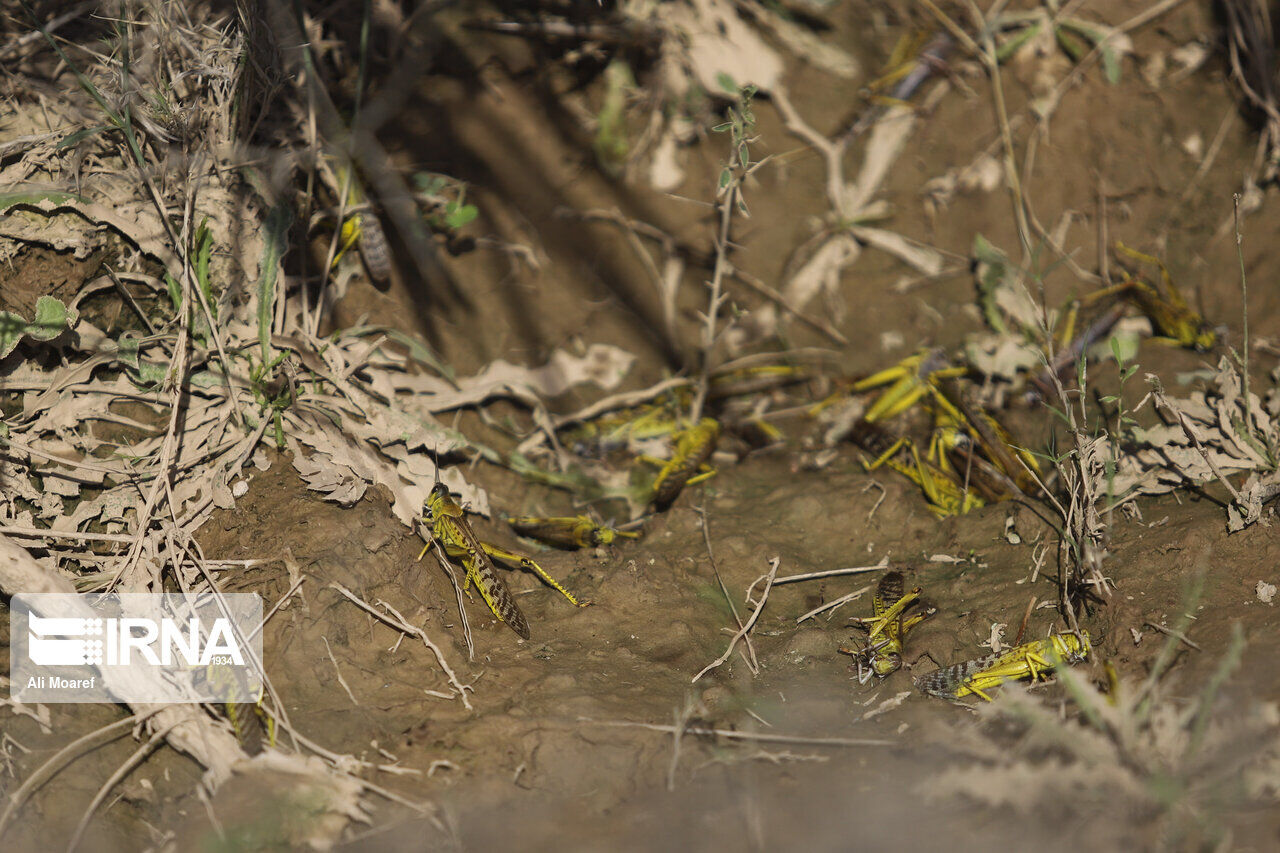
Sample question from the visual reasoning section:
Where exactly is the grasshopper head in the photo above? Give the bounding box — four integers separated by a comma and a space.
870, 651, 903, 677
1074, 628, 1092, 660
1055, 628, 1092, 663
423, 482, 451, 520
1192, 325, 1217, 353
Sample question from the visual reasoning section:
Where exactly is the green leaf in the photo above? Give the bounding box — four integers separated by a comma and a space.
995, 22, 1041, 64
190, 368, 222, 388
0, 296, 78, 358
1109, 335, 1125, 366
1100, 45, 1122, 85
444, 202, 478, 230
0, 190, 81, 212
164, 273, 182, 312
194, 218, 215, 320
1058, 18, 1110, 46
0, 312, 26, 359
715, 72, 738, 94
30, 295, 77, 342
1056, 19, 1124, 84
1054, 27, 1088, 63
57, 125, 111, 150
414, 173, 446, 194
1107, 331, 1140, 366
132, 359, 167, 386
116, 332, 140, 368
718, 168, 732, 189
257, 204, 293, 360
972, 234, 1011, 334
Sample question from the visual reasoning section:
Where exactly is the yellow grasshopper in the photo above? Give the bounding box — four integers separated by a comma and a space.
840, 570, 934, 683
507, 515, 639, 550
846, 351, 1041, 513
1092, 243, 1216, 352
851, 418, 984, 516
932, 377, 1042, 498
567, 365, 798, 455
322, 155, 392, 282
420, 482, 586, 639
205, 663, 274, 755
915, 630, 1092, 701
648, 417, 721, 510
567, 397, 687, 456
853, 349, 967, 423
707, 364, 809, 400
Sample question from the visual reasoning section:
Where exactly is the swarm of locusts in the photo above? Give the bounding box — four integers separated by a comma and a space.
410, 237, 1212, 670
822, 241, 1220, 518
416, 365, 804, 638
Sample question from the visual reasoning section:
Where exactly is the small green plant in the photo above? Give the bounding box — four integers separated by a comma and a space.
594, 58, 635, 171
1099, 336, 1141, 504
991, 8, 1130, 85
248, 351, 294, 449
710, 76, 758, 216
690, 78, 761, 422
0, 296, 79, 358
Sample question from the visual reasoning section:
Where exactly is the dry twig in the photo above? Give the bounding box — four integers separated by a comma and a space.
693, 557, 780, 683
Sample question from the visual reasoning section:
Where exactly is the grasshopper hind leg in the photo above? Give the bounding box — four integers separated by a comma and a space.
481, 543, 590, 608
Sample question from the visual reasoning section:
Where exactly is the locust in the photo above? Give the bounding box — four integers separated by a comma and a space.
649, 417, 720, 510
567, 365, 800, 456
567, 397, 686, 456
708, 364, 809, 399
224, 694, 274, 755
1090, 242, 1216, 352
321, 155, 392, 282
205, 663, 274, 755
852, 349, 966, 424
850, 418, 984, 517
915, 630, 1092, 701
420, 482, 585, 639
932, 378, 1042, 498
507, 515, 639, 549
839, 570, 934, 683
845, 349, 1042, 514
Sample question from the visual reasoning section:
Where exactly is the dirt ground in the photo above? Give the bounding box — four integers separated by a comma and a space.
5, 1, 1280, 850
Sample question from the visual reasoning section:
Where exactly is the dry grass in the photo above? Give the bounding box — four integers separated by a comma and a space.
925, 624, 1280, 849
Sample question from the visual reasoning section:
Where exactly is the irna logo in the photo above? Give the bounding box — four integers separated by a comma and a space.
10, 593, 262, 704
27, 613, 245, 667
